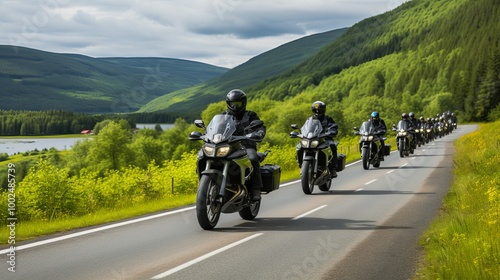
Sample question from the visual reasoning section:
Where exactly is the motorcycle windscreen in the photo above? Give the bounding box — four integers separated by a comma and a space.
359, 121, 375, 135
300, 117, 323, 138
397, 120, 411, 131
205, 114, 237, 143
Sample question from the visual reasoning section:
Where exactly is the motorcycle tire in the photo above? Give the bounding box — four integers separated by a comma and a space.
300, 161, 314, 194
196, 175, 222, 230
399, 140, 405, 158
318, 179, 332, 192
362, 147, 370, 170
239, 200, 261, 220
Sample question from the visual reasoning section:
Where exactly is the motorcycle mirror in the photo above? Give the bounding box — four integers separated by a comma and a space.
189, 131, 202, 140
289, 131, 299, 138
194, 120, 205, 128
353, 127, 358, 130
291, 124, 298, 129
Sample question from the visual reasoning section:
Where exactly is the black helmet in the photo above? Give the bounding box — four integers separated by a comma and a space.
402, 113, 409, 119
226, 89, 247, 115
419, 116, 424, 121
311, 101, 326, 117
409, 112, 415, 119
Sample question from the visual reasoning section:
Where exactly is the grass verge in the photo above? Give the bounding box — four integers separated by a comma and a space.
414, 122, 500, 279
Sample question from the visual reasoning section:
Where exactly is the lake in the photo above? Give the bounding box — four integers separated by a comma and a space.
0, 123, 174, 155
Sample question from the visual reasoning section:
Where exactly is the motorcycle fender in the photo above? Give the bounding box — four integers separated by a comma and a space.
200, 169, 223, 187
361, 142, 370, 149
303, 155, 315, 162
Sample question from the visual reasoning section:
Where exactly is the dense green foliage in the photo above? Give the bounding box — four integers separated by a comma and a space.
138, 28, 348, 115
416, 122, 500, 279
0, 110, 186, 136
0, 46, 228, 113
0, 110, 102, 135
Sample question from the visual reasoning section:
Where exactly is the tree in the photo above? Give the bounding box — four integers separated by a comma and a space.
87, 121, 133, 174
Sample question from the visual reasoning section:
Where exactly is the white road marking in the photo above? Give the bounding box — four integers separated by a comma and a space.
364, 179, 377, 185
387, 170, 395, 174
400, 163, 408, 168
0, 206, 196, 254
355, 188, 364, 192
151, 233, 263, 279
292, 205, 327, 220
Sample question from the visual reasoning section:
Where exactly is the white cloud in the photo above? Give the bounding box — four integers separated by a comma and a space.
0, 0, 409, 68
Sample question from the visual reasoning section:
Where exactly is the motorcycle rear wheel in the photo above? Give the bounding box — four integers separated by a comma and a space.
318, 179, 332, 192
300, 161, 314, 194
239, 200, 261, 220
196, 175, 221, 230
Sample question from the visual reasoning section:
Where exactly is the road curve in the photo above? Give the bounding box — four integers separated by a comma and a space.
0, 125, 477, 280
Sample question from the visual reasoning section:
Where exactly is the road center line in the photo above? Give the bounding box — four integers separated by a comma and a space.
0, 206, 196, 255
292, 205, 327, 220
151, 233, 263, 279
365, 179, 377, 185
387, 169, 395, 174
400, 163, 409, 168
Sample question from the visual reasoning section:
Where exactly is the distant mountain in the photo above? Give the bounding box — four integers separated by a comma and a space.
0, 46, 228, 113
138, 28, 349, 115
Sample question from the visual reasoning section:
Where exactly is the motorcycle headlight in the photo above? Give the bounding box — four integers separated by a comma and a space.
202, 145, 215, 157
361, 136, 374, 141
426, 129, 431, 132
415, 129, 420, 133
301, 140, 319, 148
216, 146, 231, 157
398, 131, 407, 137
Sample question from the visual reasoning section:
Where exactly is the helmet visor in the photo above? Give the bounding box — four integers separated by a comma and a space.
228, 101, 243, 110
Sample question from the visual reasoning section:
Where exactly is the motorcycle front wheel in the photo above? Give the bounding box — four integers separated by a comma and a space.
362, 147, 370, 170
398, 139, 405, 158
239, 200, 261, 220
196, 175, 222, 230
300, 161, 314, 194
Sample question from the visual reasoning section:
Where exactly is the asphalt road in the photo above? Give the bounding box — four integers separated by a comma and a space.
0, 125, 477, 280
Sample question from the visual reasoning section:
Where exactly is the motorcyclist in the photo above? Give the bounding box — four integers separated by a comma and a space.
400, 113, 416, 146
311, 101, 338, 178
222, 89, 266, 201
367, 111, 387, 160
409, 112, 419, 148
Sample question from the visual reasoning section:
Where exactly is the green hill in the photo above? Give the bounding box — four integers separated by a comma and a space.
138, 28, 348, 115
239, 0, 500, 142
0, 46, 228, 113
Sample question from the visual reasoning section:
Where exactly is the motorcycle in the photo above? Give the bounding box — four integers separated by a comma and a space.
354, 121, 389, 170
414, 127, 425, 147
290, 117, 345, 194
393, 120, 415, 158
189, 114, 280, 230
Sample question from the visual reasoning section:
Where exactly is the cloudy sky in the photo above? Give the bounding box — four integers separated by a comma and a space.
1, 0, 408, 68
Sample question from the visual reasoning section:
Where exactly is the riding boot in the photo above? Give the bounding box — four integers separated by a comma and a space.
328, 163, 338, 178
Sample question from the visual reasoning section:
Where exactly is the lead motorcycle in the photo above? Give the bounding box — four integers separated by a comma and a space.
393, 120, 415, 158
354, 121, 389, 170
290, 117, 345, 194
189, 114, 280, 230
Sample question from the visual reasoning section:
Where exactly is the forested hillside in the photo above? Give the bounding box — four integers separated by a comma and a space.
244, 0, 500, 137
139, 28, 348, 114
0, 46, 227, 114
